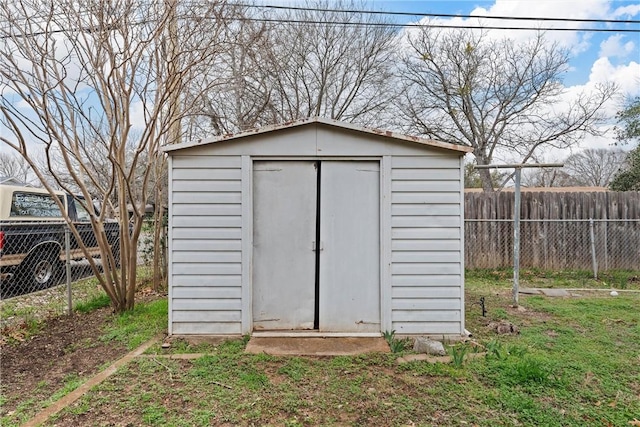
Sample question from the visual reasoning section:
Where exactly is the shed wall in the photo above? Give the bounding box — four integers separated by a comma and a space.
168, 124, 464, 336
390, 156, 464, 335
170, 155, 243, 334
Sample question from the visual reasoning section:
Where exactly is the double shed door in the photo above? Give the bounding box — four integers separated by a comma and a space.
252, 160, 380, 332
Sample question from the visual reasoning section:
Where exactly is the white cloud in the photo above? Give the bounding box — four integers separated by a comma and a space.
599, 34, 635, 58
588, 57, 640, 97
612, 4, 640, 17
467, 0, 613, 52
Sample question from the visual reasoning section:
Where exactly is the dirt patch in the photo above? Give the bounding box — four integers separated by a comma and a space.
0, 307, 127, 418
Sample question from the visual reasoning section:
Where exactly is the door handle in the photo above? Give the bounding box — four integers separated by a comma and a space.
312, 241, 324, 251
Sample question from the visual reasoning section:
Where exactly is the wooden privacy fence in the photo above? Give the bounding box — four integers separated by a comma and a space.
464, 191, 640, 271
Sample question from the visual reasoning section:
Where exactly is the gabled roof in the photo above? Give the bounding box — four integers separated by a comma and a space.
162, 117, 473, 154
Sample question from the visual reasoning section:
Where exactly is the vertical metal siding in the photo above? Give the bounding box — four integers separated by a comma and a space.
390, 155, 463, 334
170, 155, 243, 334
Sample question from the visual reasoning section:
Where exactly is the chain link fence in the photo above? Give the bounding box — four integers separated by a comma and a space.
465, 219, 640, 275
0, 221, 108, 301
4, 218, 637, 299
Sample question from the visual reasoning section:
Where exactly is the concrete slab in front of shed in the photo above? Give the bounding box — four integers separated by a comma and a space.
539, 288, 572, 297
245, 336, 390, 356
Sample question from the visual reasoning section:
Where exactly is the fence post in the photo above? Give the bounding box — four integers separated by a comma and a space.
589, 219, 598, 280
64, 225, 73, 316
604, 220, 608, 271
512, 168, 522, 306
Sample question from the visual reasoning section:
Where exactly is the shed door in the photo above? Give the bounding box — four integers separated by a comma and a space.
252, 161, 317, 330
319, 161, 380, 332
252, 160, 380, 332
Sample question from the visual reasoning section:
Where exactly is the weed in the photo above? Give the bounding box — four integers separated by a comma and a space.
278, 358, 309, 381
383, 329, 411, 353
382, 329, 396, 343
507, 356, 554, 386
389, 337, 411, 353
450, 344, 469, 368
493, 308, 508, 320
7, 269, 640, 426
142, 403, 166, 424
238, 370, 269, 389
75, 293, 111, 313
68, 400, 90, 416
485, 340, 509, 360
48, 374, 84, 402
149, 337, 219, 355
100, 299, 167, 349
507, 345, 528, 358
191, 409, 216, 426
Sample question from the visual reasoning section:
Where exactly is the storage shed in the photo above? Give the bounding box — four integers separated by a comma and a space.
163, 118, 472, 338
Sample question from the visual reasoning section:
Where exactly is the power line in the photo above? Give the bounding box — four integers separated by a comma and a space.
235, 17, 640, 32
2, 11, 638, 40
241, 3, 640, 25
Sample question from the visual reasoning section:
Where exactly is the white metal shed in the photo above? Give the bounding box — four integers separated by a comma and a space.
163, 118, 472, 338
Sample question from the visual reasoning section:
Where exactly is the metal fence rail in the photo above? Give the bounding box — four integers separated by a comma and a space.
465, 219, 640, 273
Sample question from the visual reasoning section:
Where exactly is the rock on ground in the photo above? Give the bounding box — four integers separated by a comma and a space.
413, 337, 446, 356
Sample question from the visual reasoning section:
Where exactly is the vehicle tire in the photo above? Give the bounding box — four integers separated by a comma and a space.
18, 248, 63, 292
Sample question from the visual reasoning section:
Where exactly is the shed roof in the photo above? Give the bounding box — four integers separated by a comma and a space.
162, 117, 473, 155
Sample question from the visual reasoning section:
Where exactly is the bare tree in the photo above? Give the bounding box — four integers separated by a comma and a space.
521, 167, 577, 188
185, 6, 274, 137
398, 28, 617, 191
0, 0, 230, 311
191, 0, 399, 136
0, 151, 33, 184
564, 148, 627, 187
265, 0, 398, 126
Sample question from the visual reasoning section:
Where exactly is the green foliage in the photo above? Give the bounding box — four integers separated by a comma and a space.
450, 344, 469, 368
485, 340, 510, 360
47, 374, 84, 403
615, 96, 640, 143
278, 358, 309, 381
141, 403, 166, 425
75, 294, 111, 313
466, 268, 639, 290
611, 97, 640, 191
382, 329, 395, 343
610, 144, 640, 191
100, 299, 167, 349
383, 330, 411, 353
6, 270, 640, 427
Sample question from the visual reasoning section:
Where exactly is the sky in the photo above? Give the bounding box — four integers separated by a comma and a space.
1, 0, 639, 164
259, 0, 639, 159
375, 0, 639, 87
376, 0, 640, 159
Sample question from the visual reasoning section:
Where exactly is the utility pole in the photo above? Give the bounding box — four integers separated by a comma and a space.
475, 163, 563, 306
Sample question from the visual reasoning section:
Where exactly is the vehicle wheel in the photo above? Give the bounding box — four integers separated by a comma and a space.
19, 249, 63, 292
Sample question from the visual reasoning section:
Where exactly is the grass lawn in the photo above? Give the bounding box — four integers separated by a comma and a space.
42, 272, 640, 426
30, 269, 638, 426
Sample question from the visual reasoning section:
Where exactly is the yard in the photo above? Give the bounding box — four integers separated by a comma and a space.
1, 269, 639, 426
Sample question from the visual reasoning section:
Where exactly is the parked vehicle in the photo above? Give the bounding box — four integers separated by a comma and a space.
0, 184, 120, 296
